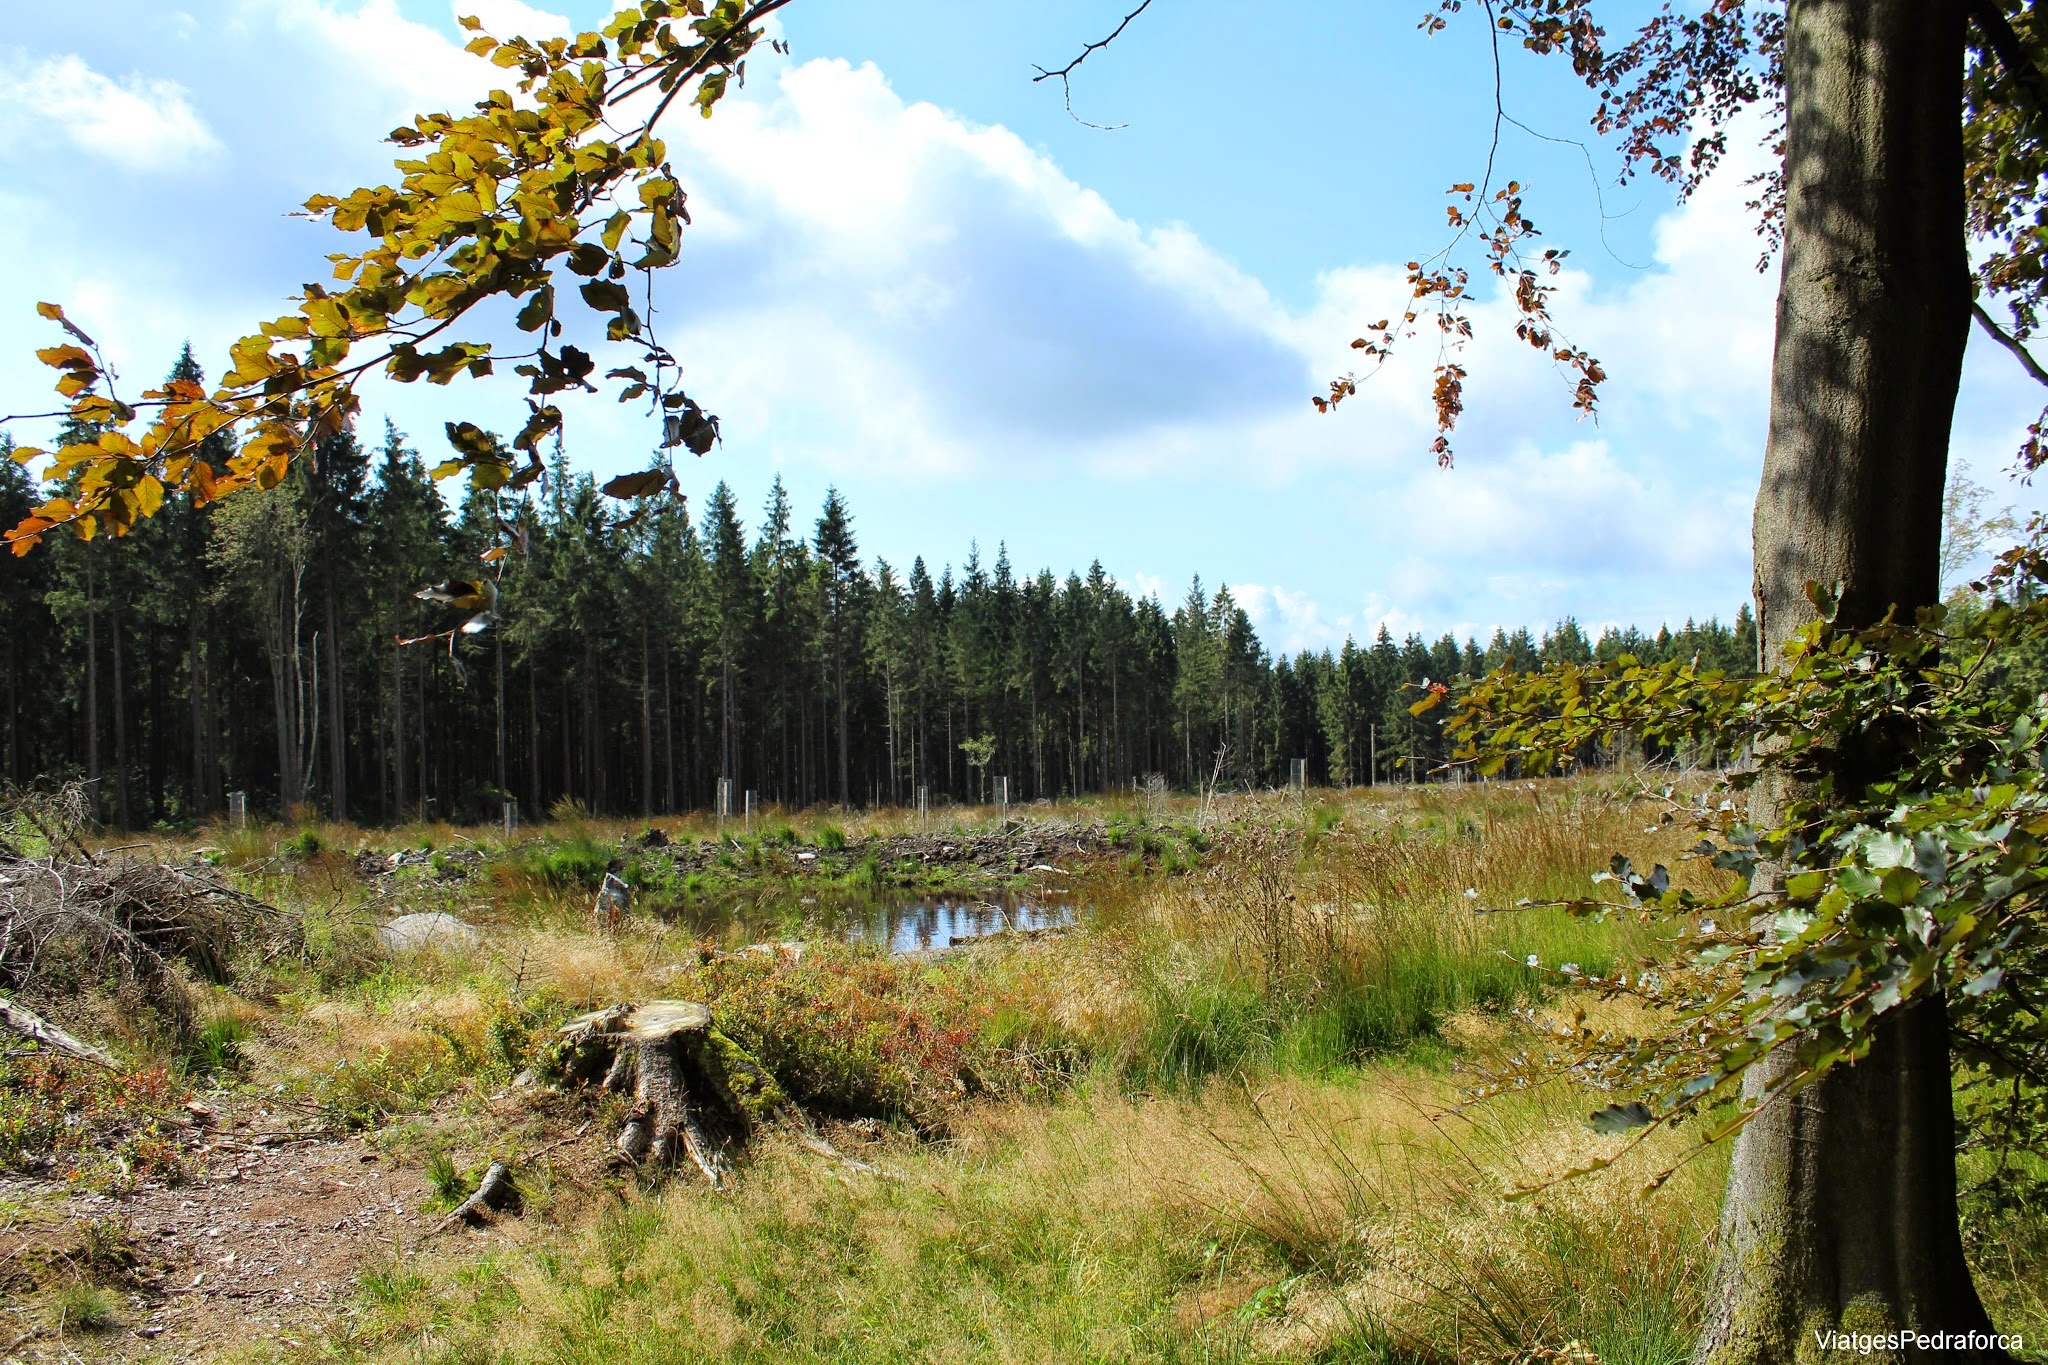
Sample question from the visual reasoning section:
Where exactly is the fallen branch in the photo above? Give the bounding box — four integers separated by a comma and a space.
0, 995, 114, 1067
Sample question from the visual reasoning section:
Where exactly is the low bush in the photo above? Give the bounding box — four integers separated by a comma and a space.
685, 946, 1060, 1126
0, 1055, 188, 1186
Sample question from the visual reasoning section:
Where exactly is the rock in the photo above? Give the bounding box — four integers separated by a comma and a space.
375, 912, 481, 953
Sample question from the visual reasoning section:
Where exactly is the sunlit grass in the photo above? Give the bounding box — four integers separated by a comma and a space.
44, 774, 2042, 1362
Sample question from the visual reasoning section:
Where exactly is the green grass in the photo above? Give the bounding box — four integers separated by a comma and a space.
514, 833, 614, 889
42, 778, 2048, 1363
53, 1284, 122, 1333
186, 1009, 252, 1077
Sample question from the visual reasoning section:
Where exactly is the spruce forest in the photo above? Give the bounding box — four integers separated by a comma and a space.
0, 349, 1755, 828
8, 3, 2045, 1359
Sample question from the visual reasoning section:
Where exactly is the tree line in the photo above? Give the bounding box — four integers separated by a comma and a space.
0, 349, 1757, 827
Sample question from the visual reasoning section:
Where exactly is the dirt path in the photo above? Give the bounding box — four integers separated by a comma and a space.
3, 1102, 438, 1360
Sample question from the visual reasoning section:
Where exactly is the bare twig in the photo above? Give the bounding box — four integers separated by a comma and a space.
1031, 0, 1154, 129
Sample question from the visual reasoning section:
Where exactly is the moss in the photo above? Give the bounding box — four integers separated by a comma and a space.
700, 1027, 789, 1128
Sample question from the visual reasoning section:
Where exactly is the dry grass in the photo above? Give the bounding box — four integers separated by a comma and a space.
32, 774, 2039, 1363
315, 1054, 1721, 1364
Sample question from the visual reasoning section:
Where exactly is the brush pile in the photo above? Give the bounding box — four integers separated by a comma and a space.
0, 784, 300, 1028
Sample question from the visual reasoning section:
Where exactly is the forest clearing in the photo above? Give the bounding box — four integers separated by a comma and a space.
10, 0, 2048, 1357
2, 777, 2042, 1362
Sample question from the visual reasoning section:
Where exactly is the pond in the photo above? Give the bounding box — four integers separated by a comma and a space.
660, 889, 1077, 954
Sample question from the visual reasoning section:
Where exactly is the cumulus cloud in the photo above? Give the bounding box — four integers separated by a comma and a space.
0, 52, 220, 170
461, 0, 572, 41
8, 11, 2006, 655
1236, 583, 1355, 656
653, 60, 1305, 474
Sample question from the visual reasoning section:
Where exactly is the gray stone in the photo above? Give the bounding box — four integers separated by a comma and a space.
375, 911, 481, 953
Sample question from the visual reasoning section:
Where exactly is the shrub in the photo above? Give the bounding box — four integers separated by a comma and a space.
686, 947, 1055, 1126
312, 1037, 462, 1128
0, 1056, 187, 1186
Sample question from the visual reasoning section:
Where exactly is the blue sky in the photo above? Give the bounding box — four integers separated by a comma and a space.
3, 1, 2041, 653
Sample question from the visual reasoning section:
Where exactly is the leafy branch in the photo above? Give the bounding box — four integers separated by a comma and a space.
6, 0, 787, 555
1426, 531, 2048, 1189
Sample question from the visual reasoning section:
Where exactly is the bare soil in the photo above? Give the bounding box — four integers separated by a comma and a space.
0, 1089, 618, 1363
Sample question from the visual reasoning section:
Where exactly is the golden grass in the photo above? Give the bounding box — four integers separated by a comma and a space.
319, 1050, 1722, 1364
85, 774, 2039, 1363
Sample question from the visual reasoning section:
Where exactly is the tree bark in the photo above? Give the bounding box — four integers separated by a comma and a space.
325, 584, 347, 822
84, 545, 99, 825
110, 594, 130, 830
1699, 1, 2001, 1360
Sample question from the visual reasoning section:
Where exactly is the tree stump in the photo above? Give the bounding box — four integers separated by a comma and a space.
543, 1001, 783, 1186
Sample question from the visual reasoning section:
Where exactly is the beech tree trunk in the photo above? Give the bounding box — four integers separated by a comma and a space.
1699, 1, 2001, 1359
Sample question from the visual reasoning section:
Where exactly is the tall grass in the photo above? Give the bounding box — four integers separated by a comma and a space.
1102, 781, 1675, 1088
322, 1071, 1723, 1364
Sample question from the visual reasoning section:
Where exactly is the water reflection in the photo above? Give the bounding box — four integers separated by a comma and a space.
842, 897, 1073, 953
665, 890, 1075, 954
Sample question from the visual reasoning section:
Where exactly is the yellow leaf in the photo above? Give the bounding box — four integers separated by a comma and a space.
36, 344, 93, 370
602, 469, 669, 499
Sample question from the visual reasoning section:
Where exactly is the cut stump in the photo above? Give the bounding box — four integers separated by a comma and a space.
545, 1000, 782, 1186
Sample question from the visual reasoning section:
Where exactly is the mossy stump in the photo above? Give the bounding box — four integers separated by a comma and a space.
545, 1000, 784, 1186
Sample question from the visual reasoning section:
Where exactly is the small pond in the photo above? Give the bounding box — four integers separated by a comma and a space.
659, 890, 1077, 954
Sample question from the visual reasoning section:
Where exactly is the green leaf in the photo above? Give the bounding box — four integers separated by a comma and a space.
515, 285, 554, 332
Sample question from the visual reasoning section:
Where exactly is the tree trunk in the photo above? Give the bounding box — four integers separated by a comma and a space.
392, 632, 407, 819
1698, 1, 1999, 1359
188, 608, 207, 819
640, 624, 653, 821
415, 645, 428, 819
529, 657, 543, 818
110, 594, 130, 830
84, 545, 99, 825
325, 581, 347, 822
662, 649, 676, 815
497, 622, 509, 823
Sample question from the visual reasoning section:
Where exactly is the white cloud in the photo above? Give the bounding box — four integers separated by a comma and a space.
649, 59, 1305, 474
0, 53, 220, 170
4, 18, 1977, 652
1237, 583, 1354, 656
460, 0, 571, 41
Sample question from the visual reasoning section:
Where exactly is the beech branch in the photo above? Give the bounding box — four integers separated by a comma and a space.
1031, 0, 1154, 130
1969, 0, 2048, 126
1973, 300, 2048, 388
